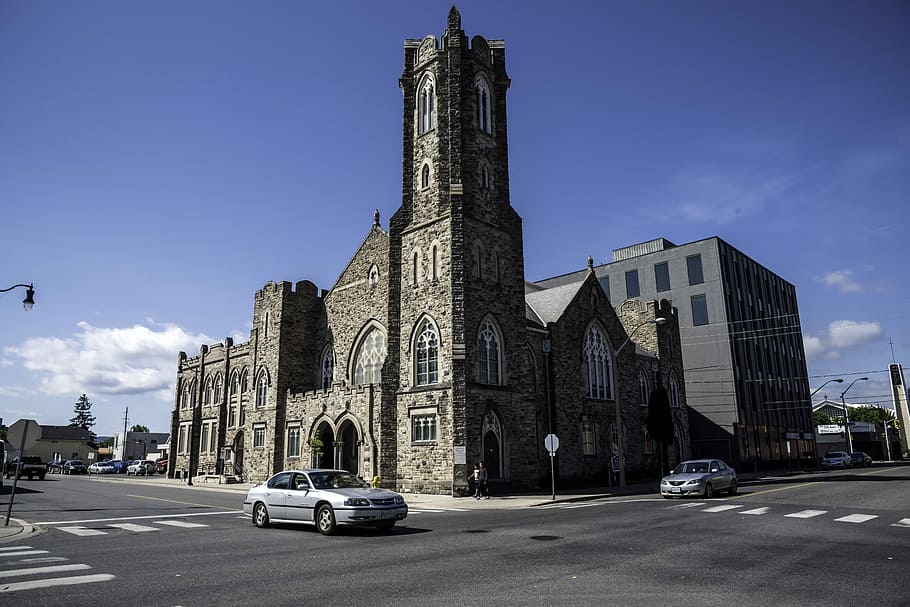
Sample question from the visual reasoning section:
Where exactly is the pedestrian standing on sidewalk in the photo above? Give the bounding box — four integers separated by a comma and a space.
473, 462, 484, 499
475, 462, 489, 499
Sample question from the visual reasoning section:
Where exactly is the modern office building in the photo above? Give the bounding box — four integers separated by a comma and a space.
535, 237, 816, 470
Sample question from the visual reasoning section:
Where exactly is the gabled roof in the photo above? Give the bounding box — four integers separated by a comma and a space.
524, 280, 586, 325
40, 425, 94, 441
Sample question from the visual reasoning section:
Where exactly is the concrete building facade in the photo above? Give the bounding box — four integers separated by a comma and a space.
535, 237, 816, 471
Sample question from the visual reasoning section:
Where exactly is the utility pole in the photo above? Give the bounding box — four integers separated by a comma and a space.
122, 407, 129, 460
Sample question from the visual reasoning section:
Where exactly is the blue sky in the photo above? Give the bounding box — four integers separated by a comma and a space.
1, 1, 908, 435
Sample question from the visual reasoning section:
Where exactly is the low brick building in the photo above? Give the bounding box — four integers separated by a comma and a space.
169, 9, 689, 494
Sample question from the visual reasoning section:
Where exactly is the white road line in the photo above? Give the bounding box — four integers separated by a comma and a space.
0, 563, 91, 579
408, 509, 445, 514
702, 505, 742, 513
35, 510, 240, 526
0, 573, 116, 593
785, 510, 827, 519
890, 519, 910, 528
16, 557, 69, 564
157, 520, 209, 528
107, 523, 160, 533
834, 514, 878, 524
741, 507, 770, 515
58, 527, 108, 537
0, 549, 52, 556
0, 545, 36, 552
666, 502, 706, 509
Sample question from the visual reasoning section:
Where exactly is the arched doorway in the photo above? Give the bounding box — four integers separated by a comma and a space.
231, 431, 244, 479
314, 422, 334, 469
481, 409, 503, 479
337, 419, 360, 475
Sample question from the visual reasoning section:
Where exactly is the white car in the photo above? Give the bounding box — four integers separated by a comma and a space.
87, 461, 115, 474
126, 460, 156, 475
243, 469, 408, 535
660, 459, 738, 499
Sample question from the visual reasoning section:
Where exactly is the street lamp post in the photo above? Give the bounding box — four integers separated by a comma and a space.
810, 378, 843, 398
615, 317, 666, 488
1, 283, 35, 311
840, 377, 869, 453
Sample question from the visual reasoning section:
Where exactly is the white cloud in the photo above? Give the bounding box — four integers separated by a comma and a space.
821, 270, 862, 293
803, 320, 882, 361
3, 321, 215, 401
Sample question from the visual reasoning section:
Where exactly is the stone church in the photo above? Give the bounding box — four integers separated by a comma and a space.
169, 8, 690, 495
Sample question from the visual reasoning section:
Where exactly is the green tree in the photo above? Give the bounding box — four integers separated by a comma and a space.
646, 386, 675, 476
70, 394, 96, 435
849, 405, 894, 425
130, 424, 150, 432
813, 410, 831, 426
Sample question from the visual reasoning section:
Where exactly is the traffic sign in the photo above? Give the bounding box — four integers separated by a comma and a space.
7, 419, 40, 452
544, 433, 559, 454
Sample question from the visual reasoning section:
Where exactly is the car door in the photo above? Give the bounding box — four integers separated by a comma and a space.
262, 472, 293, 520
710, 461, 730, 491
284, 472, 317, 523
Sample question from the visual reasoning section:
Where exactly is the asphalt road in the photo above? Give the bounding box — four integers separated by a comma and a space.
2, 466, 909, 606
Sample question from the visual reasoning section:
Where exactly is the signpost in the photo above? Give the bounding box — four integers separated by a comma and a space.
544, 433, 559, 500
5, 419, 41, 526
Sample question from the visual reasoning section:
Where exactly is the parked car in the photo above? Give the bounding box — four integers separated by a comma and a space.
849, 451, 872, 468
820, 451, 853, 470
62, 459, 87, 475
243, 469, 408, 535
47, 459, 65, 474
107, 460, 128, 474
88, 461, 115, 474
126, 460, 157, 475
4, 456, 46, 480
155, 458, 168, 473
660, 459, 737, 499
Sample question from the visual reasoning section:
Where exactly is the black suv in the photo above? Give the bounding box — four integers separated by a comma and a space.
4, 455, 47, 480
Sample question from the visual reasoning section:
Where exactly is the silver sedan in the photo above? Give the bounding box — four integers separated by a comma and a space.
242, 469, 408, 535
660, 459, 738, 499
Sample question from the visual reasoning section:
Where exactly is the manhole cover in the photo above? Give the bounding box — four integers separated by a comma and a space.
529, 535, 561, 541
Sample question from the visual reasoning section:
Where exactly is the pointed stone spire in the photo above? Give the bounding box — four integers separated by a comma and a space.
373, 209, 380, 226
448, 5, 461, 31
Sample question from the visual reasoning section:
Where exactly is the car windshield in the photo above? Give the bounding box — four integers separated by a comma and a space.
673, 462, 709, 474
309, 471, 367, 489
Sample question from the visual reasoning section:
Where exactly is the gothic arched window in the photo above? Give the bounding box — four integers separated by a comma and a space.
477, 319, 502, 385
415, 318, 439, 386
669, 371, 681, 408
583, 325, 614, 400
421, 164, 430, 189
431, 245, 439, 281
181, 382, 191, 410
255, 370, 269, 408
354, 327, 387, 385
213, 374, 223, 404
204, 376, 213, 405
475, 77, 492, 134
638, 368, 650, 407
321, 347, 334, 389
481, 165, 490, 191
418, 75, 436, 134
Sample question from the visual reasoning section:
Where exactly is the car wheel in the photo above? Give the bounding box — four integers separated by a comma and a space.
253, 502, 270, 528
728, 479, 737, 496
316, 504, 337, 536
704, 483, 714, 499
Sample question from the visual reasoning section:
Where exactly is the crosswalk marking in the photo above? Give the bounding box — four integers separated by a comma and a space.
0, 564, 91, 579
0, 573, 116, 593
741, 507, 770, 515
702, 505, 742, 513
107, 523, 160, 533
891, 519, 910, 528
157, 520, 209, 528
0, 546, 35, 552
666, 502, 706, 509
0, 548, 49, 556
58, 526, 108, 537
785, 510, 827, 519
835, 514, 878, 524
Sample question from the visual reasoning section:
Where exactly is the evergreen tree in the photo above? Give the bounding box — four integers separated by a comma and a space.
70, 394, 96, 435
130, 424, 150, 432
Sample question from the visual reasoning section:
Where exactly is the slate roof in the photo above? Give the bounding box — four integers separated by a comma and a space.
524, 280, 585, 325
39, 425, 94, 441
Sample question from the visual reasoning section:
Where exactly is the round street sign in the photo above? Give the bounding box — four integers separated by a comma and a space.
544, 433, 559, 454
7, 419, 41, 451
